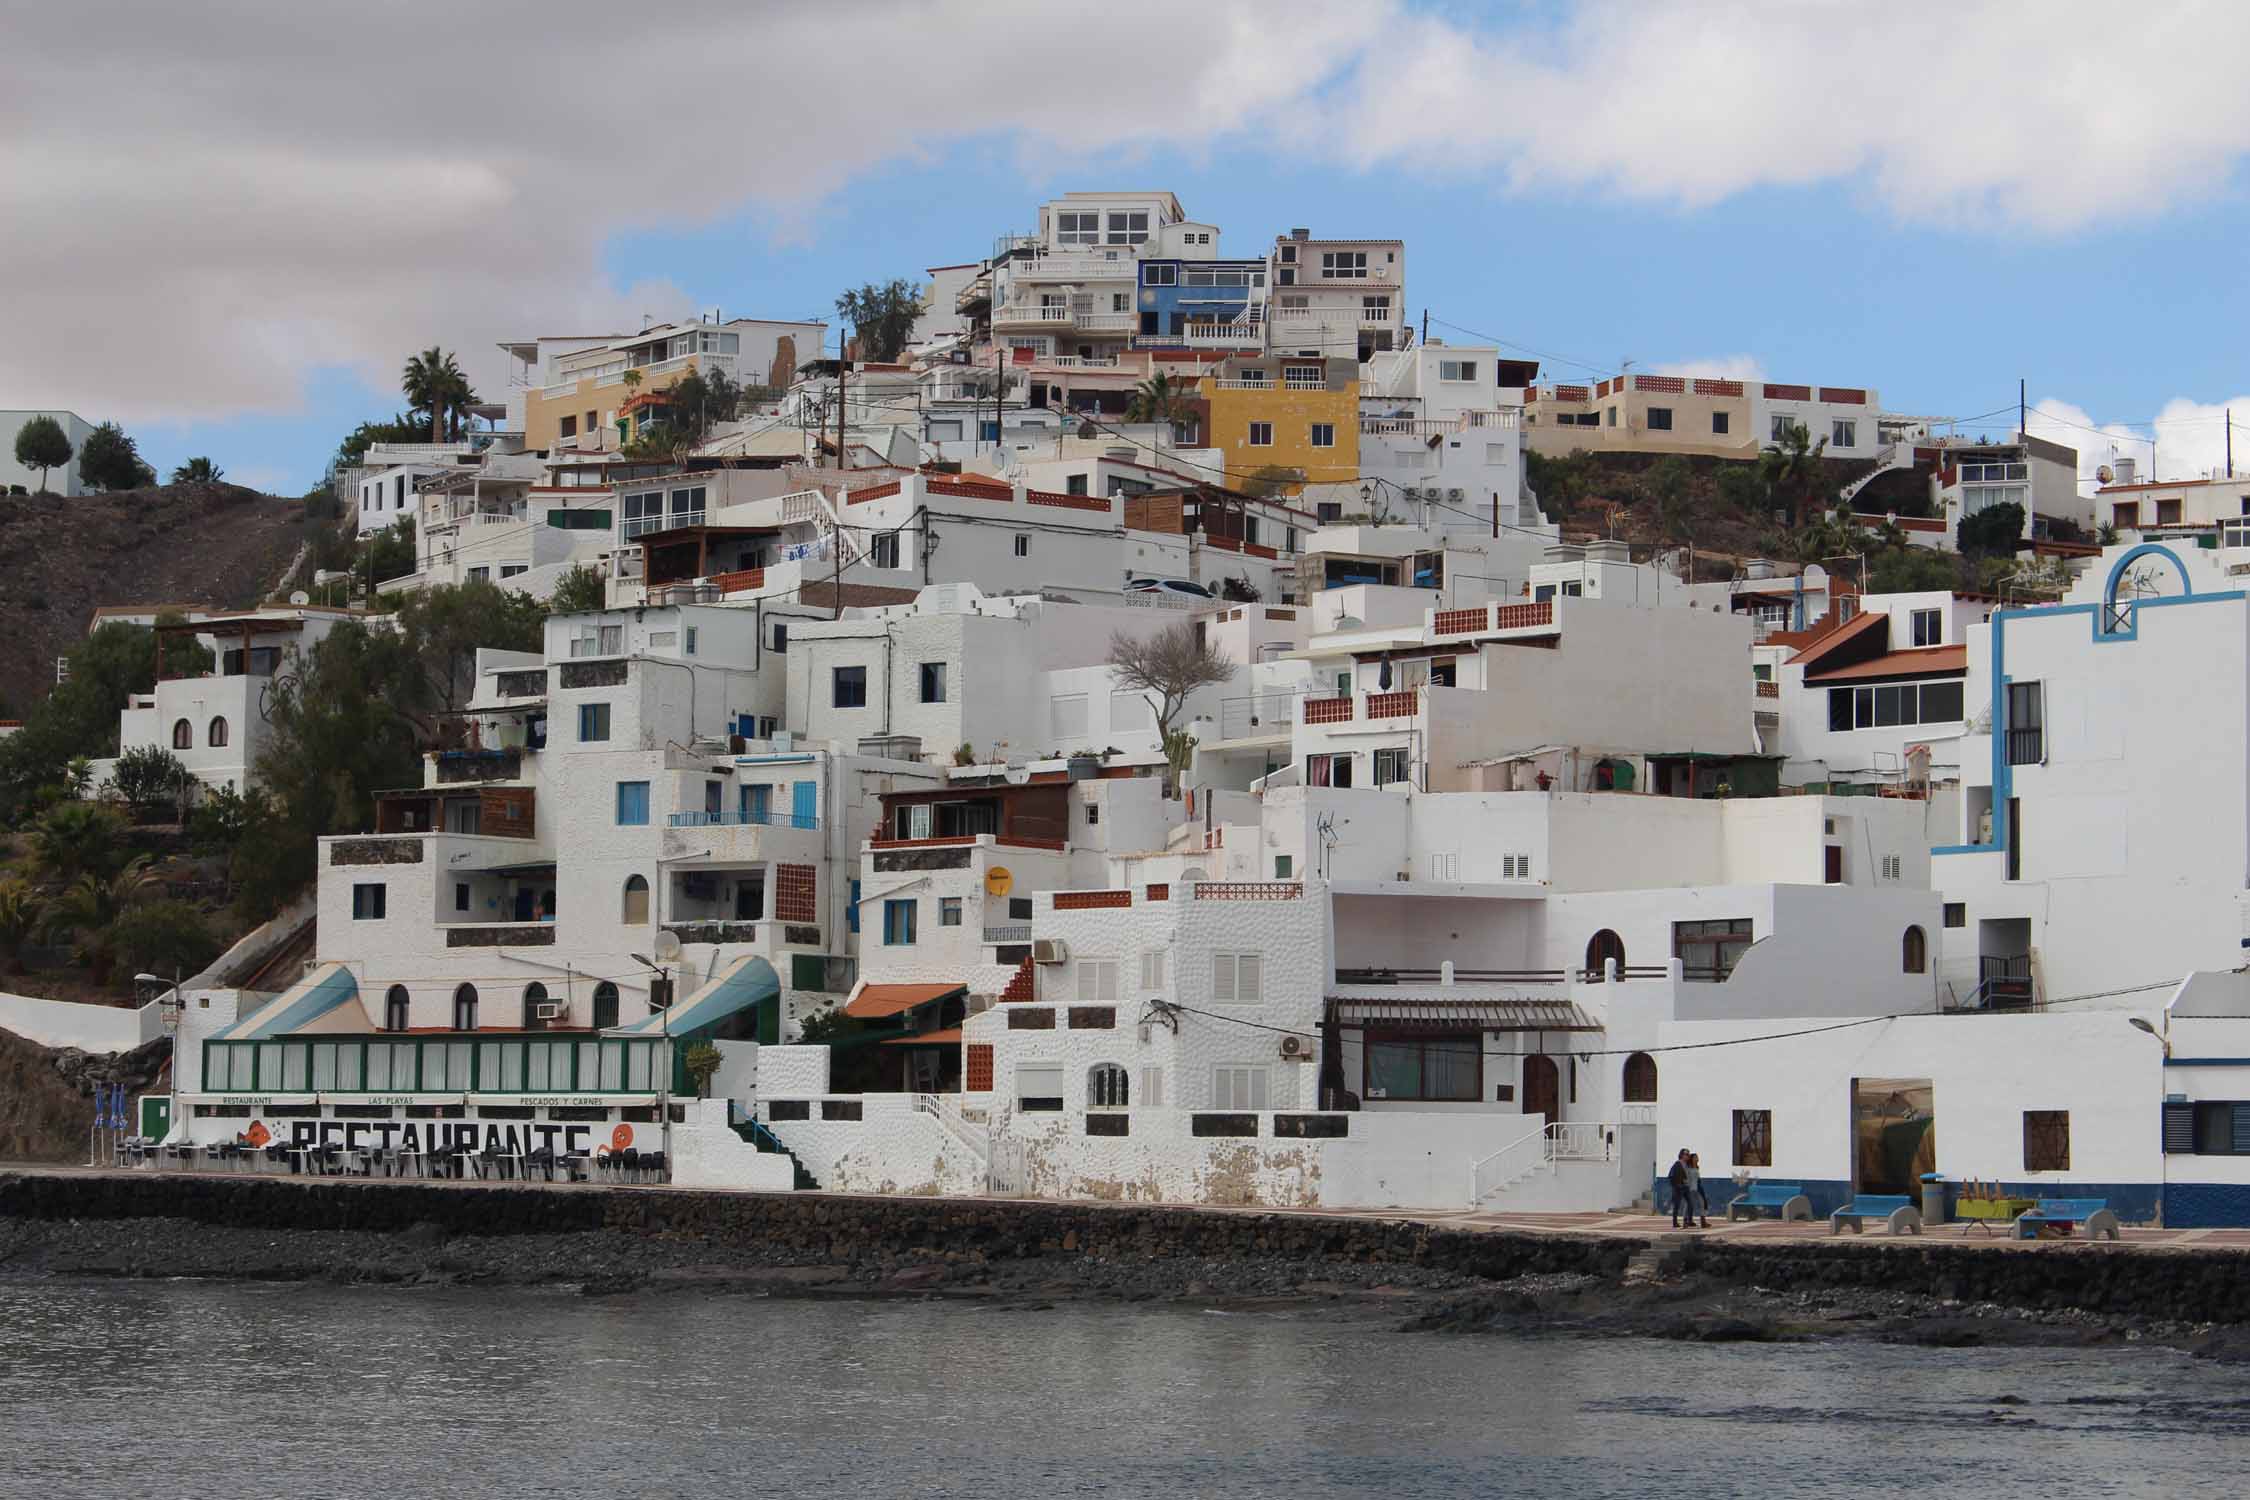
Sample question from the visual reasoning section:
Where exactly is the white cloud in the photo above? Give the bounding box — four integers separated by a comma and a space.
2029, 395, 2250, 487
11, 2, 2250, 428
1651, 355, 1766, 383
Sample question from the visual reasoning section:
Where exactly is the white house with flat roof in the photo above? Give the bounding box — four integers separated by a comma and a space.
1, 409, 95, 495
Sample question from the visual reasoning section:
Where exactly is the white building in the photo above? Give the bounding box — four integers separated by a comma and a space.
1, 409, 96, 495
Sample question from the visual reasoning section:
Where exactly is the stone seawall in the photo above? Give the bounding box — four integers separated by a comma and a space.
6, 1172, 2250, 1327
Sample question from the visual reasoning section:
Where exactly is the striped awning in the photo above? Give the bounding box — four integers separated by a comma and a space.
610, 955, 778, 1037
211, 962, 362, 1040
1329, 995, 1599, 1032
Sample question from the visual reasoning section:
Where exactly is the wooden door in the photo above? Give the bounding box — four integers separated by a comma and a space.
1824, 845, 1844, 883
1522, 1055, 1560, 1128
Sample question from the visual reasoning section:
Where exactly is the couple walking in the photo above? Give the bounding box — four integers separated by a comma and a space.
1666, 1148, 1710, 1228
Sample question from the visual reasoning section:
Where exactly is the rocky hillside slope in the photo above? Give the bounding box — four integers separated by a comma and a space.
0, 481, 307, 719
0, 1026, 168, 1162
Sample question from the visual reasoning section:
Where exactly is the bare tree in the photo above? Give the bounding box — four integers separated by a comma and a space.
1108, 623, 1232, 792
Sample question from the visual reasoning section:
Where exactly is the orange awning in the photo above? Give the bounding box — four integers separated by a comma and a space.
881, 1027, 964, 1046
842, 982, 966, 1020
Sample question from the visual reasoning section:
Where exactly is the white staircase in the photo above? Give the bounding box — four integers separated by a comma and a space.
1471, 1120, 1625, 1208
1838, 443, 1913, 506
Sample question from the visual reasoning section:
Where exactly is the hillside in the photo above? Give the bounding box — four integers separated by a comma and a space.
0, 481, 308, 719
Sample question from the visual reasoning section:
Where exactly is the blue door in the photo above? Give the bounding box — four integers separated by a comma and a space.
792, 780, 817, 829
744, 783, 771, 824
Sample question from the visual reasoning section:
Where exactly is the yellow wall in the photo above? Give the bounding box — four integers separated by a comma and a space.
1200, 376, 1360, 489
522, 358, 705, 450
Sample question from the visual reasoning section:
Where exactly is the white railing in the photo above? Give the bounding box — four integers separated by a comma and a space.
912, 1093, 992, 1165
1183, 325, 1260, 347
1015, 251, 1138, 280
995, 302, 1076, 325
1044, 355, 1122, 369
1468, 1121, 1550, 1203
1545, 1120, 1619, 1163
1361, 418, 1452, 437
1620, 1103, 1657, 1126
1211, 378, 1274, 390
1077, 312, 1136, 333
1455, 409, 1522, 430
780, 489, 825, 525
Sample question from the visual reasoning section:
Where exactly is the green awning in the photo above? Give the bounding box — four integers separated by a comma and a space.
212, 962, 361, 1040
609, 955, 779, 1038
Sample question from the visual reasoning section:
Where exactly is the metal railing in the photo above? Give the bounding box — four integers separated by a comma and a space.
912, 1093, 992, 1165
982, 924, 1032, 944
1469, 1121, 1550, 1203
1546, 1120, 1619, 1162
667, 808, 818, 830
1214, 689, 1305, 741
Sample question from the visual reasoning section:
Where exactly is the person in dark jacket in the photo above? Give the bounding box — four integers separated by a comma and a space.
1666, 1149, 1692, 1227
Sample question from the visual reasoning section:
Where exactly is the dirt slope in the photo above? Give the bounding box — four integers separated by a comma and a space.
0, 481, 305, 719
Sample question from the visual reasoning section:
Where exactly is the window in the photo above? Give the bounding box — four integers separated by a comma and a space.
172, 718, 192, 750
1019, 1063, 1065, 1111
1056, 210, 1099, 246
1105, 210, 1150, 245
1881, 854, 1902, 880
1140, 1066, 1166, 1107
1309, 422, 1336, 449
1362, 745, 1411, 788
1832, 420, 1857, 448
684, 627, 698, 656
1212, 1066, 1269, 1111
454, 881, 470, 913
1771, 415, 1795, 442
1364, 1034, 1478, 1101
1013, 533, 1030, 558
1284, 364, 1324, 389
1731, 1108, 1772, 1167
833, 665, 867, 708
1321, 250, 1367, 278
2005, 682, 2043, 765
1827, 679, 1966, 731
1585, 929, 1626, 977
351, 883, 386, 920
1085, 801, 1100, 827
615, 781, 650, 825
1501, 853, 1531, 880
1274, 854, 1293, 879
1622, 1052, 1658, 1103
1713, 411, 1730, 435
1248, 421, 1274, 447
1674, 918, 1752, 982
1605, 406, 1617, 427
919, 662, 946, 703
1902, 925, 1927, 973
467, 567, 490, 584
771, 623, 789, 653
1066, 473, 1089, 496
1143, 263, 1177, 287
621, 874, 649, 924
1088, 1063, 1130, 1109
2023, 1110, 2071, 1172
207, 716, 229, 748
1363, 294, 1391, 317
1943, 902, 1966, 928
883, 898, 918, 946
1647, 406, 1673, 431
1911, 608, 1942, 647
523, 982, 551, 1032
592, 981, 619, 1031
2166, 1101, 2250, 1156
870, 532, 900, 570
1140, 950, 1166, 990
450, 984, 478, 1033
1009, 897, 1033, 920
1077, 958, 1120, 1005
1438, 359, 1478, 382
1304, 751, 1353, 788
578, 702, 611, 742
940, 897, 963, 927
384, 986, 409, 1032
1211, 952, 1262, 1004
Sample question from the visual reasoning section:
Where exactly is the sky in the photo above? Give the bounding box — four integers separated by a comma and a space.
9, 0, 2250, 494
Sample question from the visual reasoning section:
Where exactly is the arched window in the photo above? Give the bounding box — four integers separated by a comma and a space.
1902, 925, 1928, 974
622, 874, 650, 925
592, 981, 620, 1030
384, 985, 410, 1032
523, 981, 550, 1031
207, 716, 229, 748
1088, 1063, 1130, 1109
171, 718, 193, 750
1585, 929, 1626, 979
452, 983, 478, 1032
1622, 1051, 1658, 1103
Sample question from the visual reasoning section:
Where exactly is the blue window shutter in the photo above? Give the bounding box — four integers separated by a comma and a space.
793, 780, 817, 828
848, 879, 860, 933
2235, 1104, 2250, 1155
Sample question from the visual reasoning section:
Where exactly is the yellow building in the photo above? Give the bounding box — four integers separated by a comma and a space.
1199, 356, 1359, 492
513, 317, 825, 452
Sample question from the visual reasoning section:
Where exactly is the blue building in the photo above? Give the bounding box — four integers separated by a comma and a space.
1136, 259, 1266, 342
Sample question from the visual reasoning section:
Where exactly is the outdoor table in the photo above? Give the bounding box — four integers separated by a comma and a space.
392, 1149, 424, 1179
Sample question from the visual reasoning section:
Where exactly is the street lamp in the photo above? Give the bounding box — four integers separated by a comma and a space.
136, 971, 184, 1149
2128, 1015, 2172, 1058
631, 953, 673, 1176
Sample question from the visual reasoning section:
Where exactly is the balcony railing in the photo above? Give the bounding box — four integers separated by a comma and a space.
622, 511, 704, 539
1431, 601, 1555, 637
668, 808, 818, 830
1214, 690, 1304, 741
983, 924, 1032, 944
1183, 323, 1260, 346
994, 302, 1076, 326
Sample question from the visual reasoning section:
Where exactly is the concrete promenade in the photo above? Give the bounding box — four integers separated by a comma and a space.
9, 1161, 2245, 1255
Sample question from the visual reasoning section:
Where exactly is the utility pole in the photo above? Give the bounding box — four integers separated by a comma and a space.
2229, 408, 2234, 478
1421, 307, 1429, 348
2018, 376, 2026, 442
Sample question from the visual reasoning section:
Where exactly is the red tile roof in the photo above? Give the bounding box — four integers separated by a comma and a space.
842, 982, 965, 1020
1805, 645, 1968, 683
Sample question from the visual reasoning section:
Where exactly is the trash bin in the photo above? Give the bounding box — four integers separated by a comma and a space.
1920, 1172, 1947, 1226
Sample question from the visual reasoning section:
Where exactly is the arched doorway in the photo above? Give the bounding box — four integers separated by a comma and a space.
592, 981, 619, 1030
1522, 1054, 1560, 1128
1585, 929, 1626, 979
1622, 1051, 1657, 1103
523, 981, 550, 1031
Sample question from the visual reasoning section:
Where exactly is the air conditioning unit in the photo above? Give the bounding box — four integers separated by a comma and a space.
1446, 488, 1465, 502
536, 1002, 565, 1021
1032, 938, 1071, 965
1278, 1034, 1312, 1061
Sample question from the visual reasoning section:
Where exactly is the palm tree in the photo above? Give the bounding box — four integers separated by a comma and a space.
171, 457, 224, 483
402, 347, 477, 442
29, 802, 128, 888
0, 879, 43, 975
1758, 420, 1830, 530
1126, 373, 1190, 444
43, 856, 161, 983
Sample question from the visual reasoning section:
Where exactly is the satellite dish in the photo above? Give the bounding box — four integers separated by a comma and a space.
2096, 464, 2114, 485
1331, 615, 1364, 632
654, 931, 683, 962
985, 866, 1014, 898
288, 590, 311, 605
1004, 765, 1031, 785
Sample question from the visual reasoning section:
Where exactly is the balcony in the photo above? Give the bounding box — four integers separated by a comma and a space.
662, 920, 769, 947
1183, 322, 1260, 347
1013, 251, 1138, 280
1212, 690, 1305, 743
444, 921, 556, 948
668, 808, 817, 830
993, 302, 1077, 329
1429, 601, 1556, 639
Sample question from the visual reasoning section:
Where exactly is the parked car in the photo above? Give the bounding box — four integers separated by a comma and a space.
1124, 577, 1214, 599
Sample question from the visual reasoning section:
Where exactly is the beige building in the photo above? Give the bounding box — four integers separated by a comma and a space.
1525, 374, 1882, 463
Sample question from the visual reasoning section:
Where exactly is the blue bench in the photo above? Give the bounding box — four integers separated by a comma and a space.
1829, 1193, 1923, 1236
1727, 1180, 1812, 1222
2013, 1198, 2121, 1242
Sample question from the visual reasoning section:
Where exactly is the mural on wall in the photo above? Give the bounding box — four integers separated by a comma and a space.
236, 1116, 638, 1159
